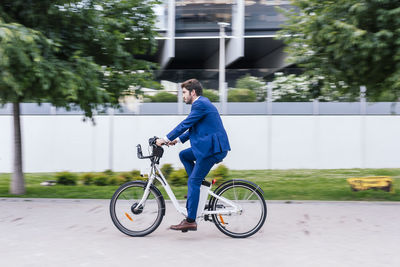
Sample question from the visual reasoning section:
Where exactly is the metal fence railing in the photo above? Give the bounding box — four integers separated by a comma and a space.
1, 102, 400, 115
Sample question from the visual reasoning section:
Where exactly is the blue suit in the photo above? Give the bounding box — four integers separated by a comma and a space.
167, 96, 230, 220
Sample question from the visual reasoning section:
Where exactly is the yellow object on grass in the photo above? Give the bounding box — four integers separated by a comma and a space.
347, 176, 393, 192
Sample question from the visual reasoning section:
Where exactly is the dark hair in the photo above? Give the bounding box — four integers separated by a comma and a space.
181, 79, 203, 96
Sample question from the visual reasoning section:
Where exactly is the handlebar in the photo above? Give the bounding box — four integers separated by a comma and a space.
136, 144, 152, 159
136, 136, 166, 160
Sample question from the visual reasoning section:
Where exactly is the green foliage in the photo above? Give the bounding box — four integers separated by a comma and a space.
150, 92, 177, 102
211, 164, 229, 178
169, 168, 188, 186
278, 0, 400, 101
271, 73, 356, 102
228, 89, 257, 102
93, 170, 115, 186
1, 0, 160, 193
117, 170, 143, 183
0, 22, 61, 104
108, 175, 126, 186
0, 0, 160, 114
235, 75, 267, 101
116, 172, 133, 183
211, 164, 230, 185
93, 174, 109, 186
131, 170, 142, 179
2, 169, 400, 201
80, 173, 96, 186
79, 170, 143, 186
161, 164, 174, 179
56, 172, 78, 186
203, 89, 219, 102
103, 169, 114, 176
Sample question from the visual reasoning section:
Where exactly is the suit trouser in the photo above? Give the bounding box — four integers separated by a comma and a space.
179, 148, 227, 220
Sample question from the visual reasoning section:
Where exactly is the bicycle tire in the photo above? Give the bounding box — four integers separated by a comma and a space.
209, 179, 267, 238
110, 181, 165, 237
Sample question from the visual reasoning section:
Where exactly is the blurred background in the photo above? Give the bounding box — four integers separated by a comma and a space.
1, 0, 400, 193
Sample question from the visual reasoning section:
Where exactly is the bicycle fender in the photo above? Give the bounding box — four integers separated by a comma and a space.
214, 179, 265, 195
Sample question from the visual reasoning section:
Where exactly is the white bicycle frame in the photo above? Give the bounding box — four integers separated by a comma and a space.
136, 163, 242, 219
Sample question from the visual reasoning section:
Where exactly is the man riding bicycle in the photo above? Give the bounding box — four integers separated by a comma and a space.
156, 78, 230, 232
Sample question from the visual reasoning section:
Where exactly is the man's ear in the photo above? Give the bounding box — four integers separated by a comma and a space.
191, 90, 197, 97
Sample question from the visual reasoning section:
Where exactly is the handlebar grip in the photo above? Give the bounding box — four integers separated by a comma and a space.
148, 136, 159, 146
136, 144, 143, 159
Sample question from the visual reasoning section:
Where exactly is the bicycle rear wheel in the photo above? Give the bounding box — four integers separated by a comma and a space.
110, 181, 165, 237
209, 180, 267, 238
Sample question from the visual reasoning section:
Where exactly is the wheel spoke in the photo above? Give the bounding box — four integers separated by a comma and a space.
233, 180, 238, 201
245, 187, 259, 201
110, 182, 164, 237
211, 182, 267, 238
121, 192, 128, 200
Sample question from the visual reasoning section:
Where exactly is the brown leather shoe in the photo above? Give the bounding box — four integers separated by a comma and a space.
170, 219, 197, 232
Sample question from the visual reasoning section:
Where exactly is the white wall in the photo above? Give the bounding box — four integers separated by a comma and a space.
1, 115, 400, 172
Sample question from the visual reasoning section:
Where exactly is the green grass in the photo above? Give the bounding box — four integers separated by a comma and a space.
1, 168, 400, 201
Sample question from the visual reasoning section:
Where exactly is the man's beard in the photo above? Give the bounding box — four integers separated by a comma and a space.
185, 96, 193, 104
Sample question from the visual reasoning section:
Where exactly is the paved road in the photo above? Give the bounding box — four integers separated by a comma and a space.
1, 198, 399, 267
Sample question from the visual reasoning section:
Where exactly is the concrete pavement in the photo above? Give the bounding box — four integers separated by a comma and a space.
1, 198, 399, 267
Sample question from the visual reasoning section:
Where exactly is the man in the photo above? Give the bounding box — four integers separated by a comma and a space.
156, 78, 230, 232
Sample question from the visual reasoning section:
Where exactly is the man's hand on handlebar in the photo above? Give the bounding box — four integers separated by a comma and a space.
156, 138, 166, 147
156, 138, 178, 147
168, 140, 178, 146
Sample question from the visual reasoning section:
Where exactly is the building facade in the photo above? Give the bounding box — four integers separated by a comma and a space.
143, 0, 295, 90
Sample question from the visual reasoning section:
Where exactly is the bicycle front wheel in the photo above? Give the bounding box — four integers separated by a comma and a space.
110, 181, 165, 237
210, 180, 267, 238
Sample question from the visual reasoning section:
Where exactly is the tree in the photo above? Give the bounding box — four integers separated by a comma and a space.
150, 91, 177, 102
228, 88, 256, 102
0, 0, 159, 194
278, 0, 400, 100
270, 72, 355, 102
235, 74, 267, 101
203, 89, 219, 102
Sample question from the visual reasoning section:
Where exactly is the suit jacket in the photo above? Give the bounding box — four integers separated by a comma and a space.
167, 96, 231, 160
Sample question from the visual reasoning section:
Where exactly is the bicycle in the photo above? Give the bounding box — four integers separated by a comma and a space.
109, 137, 267, 238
